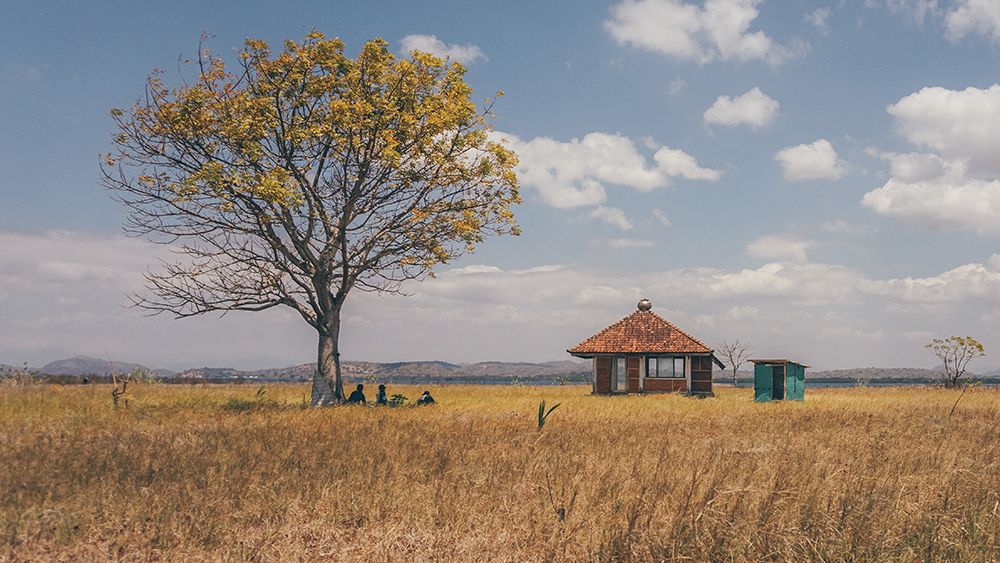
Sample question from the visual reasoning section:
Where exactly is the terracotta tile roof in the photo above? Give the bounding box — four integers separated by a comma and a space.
567, 309, 713, 356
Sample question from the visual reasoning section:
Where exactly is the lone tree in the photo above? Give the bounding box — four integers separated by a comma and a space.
102, 33, 520, 405
718, 339, 752, 388
926, 336, 985, 387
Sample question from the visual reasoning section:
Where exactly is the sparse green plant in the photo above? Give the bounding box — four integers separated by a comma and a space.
536, 400, 561, 431
389, 393, 408, 407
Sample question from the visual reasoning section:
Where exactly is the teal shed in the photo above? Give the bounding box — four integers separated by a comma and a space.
750, 359, 808, 402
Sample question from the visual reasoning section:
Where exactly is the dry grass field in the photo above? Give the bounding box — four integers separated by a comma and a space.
2, 382, 999, 561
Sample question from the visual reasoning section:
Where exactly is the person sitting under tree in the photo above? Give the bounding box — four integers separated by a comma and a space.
416, 390, 436, 405
346, 383, 366, 405
375, 384, 388, 406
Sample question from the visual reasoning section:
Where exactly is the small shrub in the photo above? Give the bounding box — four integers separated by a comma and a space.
130, 368, 160, 384
389, 393, 408, 407
0, 363, 37, 386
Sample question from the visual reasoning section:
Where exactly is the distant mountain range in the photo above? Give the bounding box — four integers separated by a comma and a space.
37, 356, 176, 379
14, 355, 1000, 384
30, 355, 592, 383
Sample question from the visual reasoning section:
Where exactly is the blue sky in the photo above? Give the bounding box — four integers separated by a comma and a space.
3, 0, 1000, 370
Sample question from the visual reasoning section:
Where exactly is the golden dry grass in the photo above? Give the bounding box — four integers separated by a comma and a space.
2, 383, 999, 561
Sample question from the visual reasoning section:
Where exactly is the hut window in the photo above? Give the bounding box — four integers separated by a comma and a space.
647, 356, 684, 378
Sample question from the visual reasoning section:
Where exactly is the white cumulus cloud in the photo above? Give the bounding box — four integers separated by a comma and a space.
887, 85, 1000, 175
877, 151, 949, 182
745, 234, 816, 263
868, 1, 1000, 42
703, 87, 779, 128
597, 238, 656, 249
774, 139, 847, 181
604, 0, 801, 65
399, 34, 488, 65
492, 131, 720, 209
861, 175, 1000, 234
590, 206, 634, 230
653, 146, 724, 180
866, 255, 1000, 303
946, 0, 1000, 41
9, 230, 1000, 369
863, 84, 1000, 233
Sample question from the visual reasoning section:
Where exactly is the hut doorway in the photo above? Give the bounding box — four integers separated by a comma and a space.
751, 360, 809, 402
614, 357, 627, 393
771, 365, 785, 400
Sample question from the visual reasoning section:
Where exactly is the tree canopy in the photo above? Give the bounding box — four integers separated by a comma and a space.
102, 32, 520, 403
926, 336, 984, 387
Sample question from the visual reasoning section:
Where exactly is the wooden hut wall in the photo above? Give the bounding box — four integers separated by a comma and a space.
643, 378, 687, 393
595, 357, 612, 394
627, 357, 641, 393
690, 355, 713, 394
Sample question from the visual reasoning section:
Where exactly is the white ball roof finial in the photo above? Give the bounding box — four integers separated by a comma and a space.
637, 298, 652, 311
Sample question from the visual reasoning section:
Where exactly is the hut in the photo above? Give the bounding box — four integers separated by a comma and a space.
750, 359, 808, 402
567, 299, 724, 396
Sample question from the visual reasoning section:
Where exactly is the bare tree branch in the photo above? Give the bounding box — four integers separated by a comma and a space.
719, 339, 753, 388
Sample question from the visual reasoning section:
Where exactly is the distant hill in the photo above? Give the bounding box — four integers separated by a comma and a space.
38, 356, 175, 378
174, 359, 592, 382
718, 366, 958, 384
809, 367, 943, 381
27, 355, 997, 385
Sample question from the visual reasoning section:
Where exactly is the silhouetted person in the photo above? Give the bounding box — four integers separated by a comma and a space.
416, 390, 435, 405
375, 384, 388, 406
346, 383, 366, 404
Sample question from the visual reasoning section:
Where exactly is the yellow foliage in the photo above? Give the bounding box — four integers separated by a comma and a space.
106, 30, 520, 282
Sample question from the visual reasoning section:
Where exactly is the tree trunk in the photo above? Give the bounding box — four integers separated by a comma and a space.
311, 310, 345, 406
732, 368, 737, 388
